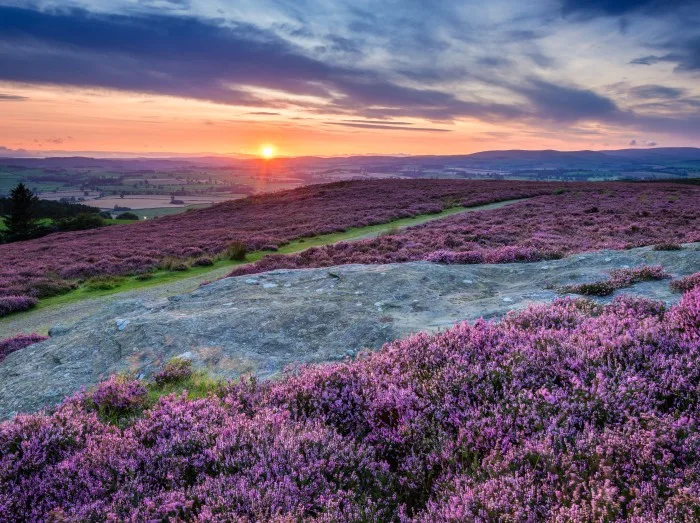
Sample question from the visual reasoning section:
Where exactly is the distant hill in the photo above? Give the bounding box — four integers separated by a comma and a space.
1, 147, 698, 180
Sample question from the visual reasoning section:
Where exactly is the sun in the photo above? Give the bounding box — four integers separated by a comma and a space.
260, 145, 276, 159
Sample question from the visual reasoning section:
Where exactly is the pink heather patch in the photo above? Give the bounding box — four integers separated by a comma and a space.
671, 271, 700, 293
229, 184, 700, 276
0, 180, 557, 299
0, 333, 48, 362
0, 295, 38, 317
1, 287, 699, 520
87, 375, 148, 414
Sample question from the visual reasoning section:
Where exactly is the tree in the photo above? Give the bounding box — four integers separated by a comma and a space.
3, 183, 39, 241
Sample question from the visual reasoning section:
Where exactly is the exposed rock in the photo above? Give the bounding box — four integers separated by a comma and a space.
0, 243, 698, 420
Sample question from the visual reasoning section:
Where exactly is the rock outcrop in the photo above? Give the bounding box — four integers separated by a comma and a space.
1, 243, 698, 419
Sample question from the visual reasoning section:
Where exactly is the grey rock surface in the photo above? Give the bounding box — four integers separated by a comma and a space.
1, 243, 698, 420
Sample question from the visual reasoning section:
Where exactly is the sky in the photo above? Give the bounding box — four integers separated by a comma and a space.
0, 0, 699, 157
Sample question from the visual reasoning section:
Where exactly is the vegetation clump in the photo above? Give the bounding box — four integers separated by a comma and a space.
653, 242, 683, 251
115, 212, 140, 220
192, 256, 214, 267
224, 240, 247, 261
153, 358, 194, 385
671, 271, 700, 293
0, 295, 37, 317
0, 333, 47, 363
564, 265, 669, 296
84, 275, 125, 291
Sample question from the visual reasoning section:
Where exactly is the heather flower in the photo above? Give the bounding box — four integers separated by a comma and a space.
0, 333, 48, 362
670, 271, 700, 293
87, 375, 147, 415
0, 295, 38, 317
1, 287, 699, 521
153, 358, 194, 385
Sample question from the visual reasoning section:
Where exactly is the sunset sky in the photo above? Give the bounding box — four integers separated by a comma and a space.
0, 0, 699, 157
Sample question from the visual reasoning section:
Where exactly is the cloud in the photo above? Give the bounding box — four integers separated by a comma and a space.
0, 5, 525, 122
327, 122, 452, 132
630, 55, 663, 65
515, 79, 619, 122
629, 85, 686, 99
0, 93, 28, 101
561, 0, 698, 17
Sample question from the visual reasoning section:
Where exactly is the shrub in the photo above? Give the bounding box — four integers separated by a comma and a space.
115, 212, 140, 220
159, 256, 190, 271
153, 358, 194, 385
55, 213, 105, 231
0, 295, 37, 317
192, 256, 214, 267
87, 374, 147, 417
670, 271, 700, 293
564, 280, 616, 296
565, 265, 670, 296
652, 242, 683, 251
30, 278, 77, 298
0, 333, 48, 362
224, 241, 247, 261
84, 275, 125, 291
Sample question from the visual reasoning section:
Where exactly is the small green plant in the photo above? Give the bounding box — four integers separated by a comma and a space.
84, 275, 125, 291
224, 241, 247, 261
135, 272, 154, 281
564, 281, 615, 296
159, 256, 190, 271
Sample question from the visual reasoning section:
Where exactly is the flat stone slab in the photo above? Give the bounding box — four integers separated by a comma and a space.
1, 243, 698, 420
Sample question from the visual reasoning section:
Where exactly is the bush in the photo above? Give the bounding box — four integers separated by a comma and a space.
0, 333, 48, 362
87, 375, 147, 418
135, 272, 154, 281
224, 241, 247, 261
192, 256, 214, 267
115, 212, 140, 220
652, 242, 682, 251
30, 278, 78, 298
671, 272, 700, 293
153, 358, 194, 385
84, 275, 125, 291
565, 265, 669, 296
564, 280, 616, 296
159, 256, 190, 271
0, 295, 38, 317
55, 213, 106, 231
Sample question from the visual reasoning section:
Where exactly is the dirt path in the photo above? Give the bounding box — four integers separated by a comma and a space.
0, 198, 528, 338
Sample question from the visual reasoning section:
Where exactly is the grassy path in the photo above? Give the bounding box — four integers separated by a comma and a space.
0, 198, 528, 337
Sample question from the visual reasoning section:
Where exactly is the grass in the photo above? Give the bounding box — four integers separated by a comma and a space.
6, 198, 527, 315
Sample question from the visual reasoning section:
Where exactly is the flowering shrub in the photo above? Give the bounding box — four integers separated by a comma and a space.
671, 271, 700, 293
0, 333, 47, 363
86, 375, 147, 416
564, 265, 670, 296
653, 242, 683, 251
0, 295, 38, 317
0, 180, 558, 300
230, 184, 700, 276
153, 358, 194, 385
1, 286, 699, 521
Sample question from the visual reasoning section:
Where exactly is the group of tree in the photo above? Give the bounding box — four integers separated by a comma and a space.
0, 183, 109, 243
